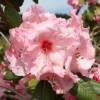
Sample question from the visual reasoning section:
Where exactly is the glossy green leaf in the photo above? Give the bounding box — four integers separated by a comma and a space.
70, 79, 98, 100
32, 80, 64, 100
4, 5, 22, 27
89, 80, 100, 94
0, 0, 24, 9
4, 70, 22, 81
10, 0, 24, 7
83, 9, 96, 30
33, 0, 38, 3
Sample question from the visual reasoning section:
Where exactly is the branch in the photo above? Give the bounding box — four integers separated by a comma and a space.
0, 31, 10, 46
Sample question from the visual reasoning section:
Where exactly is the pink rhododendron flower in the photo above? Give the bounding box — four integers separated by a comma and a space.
88, 0, 96, 4
95, 15, 100, 23
5, 4, 95, 94
22, 3, 56, 23
0, 70, 31, 100
0, 73, 7, 98
5, 17, 79, 78
89, 66, 100, 100
96, 57, 100, 64
40, 72, 79, 94
0, 71, 12, 98
15, 77, 31, 100
90, 66, 100, 82
68, 0, 79, 7
63, 92, 76, 100
65, 11, 95, 76
89, 63, 100, 100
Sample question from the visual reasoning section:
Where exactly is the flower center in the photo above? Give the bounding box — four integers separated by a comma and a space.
41, 40, 52, 53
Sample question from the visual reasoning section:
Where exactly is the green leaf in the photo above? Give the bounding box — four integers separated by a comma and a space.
70, 79, 98, 100
10, 0, 24, 11
32, 80, 64, 100
4, 4, 22, 27
86, 9, 93, 21
56, 13, 70, 19
83, 8, 96, 30
89, 80, 100, 94
10, 0, 24, 7
78, 75, 100, 95
4, 70, 22, 81
33, 0, 38, 3
1, 0, 24, 6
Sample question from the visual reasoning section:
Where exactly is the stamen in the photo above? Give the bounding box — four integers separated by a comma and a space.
75, 52, 80, 58
41, 40, 52, 53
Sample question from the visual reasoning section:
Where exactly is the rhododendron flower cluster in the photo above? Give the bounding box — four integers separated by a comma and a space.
88, 0, 96, 4
67, 0, 97, 7
0, 72, 11, 98
90, 66, 100, 82
89, 65, 100, 100
0, 69, 31, 99
67, 0, 79, 7
64, 92, 76, 100
5, 3, 95, 96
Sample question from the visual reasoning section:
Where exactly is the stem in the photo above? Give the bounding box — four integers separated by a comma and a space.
76, 5, 83, 15
0, 31, 10, 46
92, 24, 100, 33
